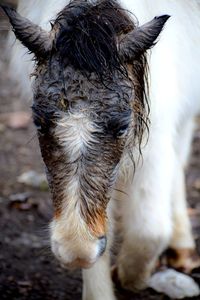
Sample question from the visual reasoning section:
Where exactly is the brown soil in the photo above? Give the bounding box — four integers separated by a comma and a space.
0, 3, 200, 300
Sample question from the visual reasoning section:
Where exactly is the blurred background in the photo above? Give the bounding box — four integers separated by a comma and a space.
0, 1, 200, 300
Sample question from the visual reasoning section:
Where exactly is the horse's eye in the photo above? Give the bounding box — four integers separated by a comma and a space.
102, 110, 131, 138
106, 121, 129, 138
117, 124, 129, 137
105, 119, 130, 138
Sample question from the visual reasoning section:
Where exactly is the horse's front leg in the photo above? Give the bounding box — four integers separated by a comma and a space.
82, 201, 116, 300
82, 251, 116, 300
168, 120, 200, 272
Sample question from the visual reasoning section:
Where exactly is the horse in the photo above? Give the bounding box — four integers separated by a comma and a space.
2, 0, 200, 299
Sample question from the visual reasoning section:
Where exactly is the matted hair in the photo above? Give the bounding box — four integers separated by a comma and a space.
53, 0, 149, 148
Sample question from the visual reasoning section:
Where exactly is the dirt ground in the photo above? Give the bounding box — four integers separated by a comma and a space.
1, 3, 200, 300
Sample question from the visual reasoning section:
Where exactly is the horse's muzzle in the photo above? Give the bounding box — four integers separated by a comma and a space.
51, 235, 107, 269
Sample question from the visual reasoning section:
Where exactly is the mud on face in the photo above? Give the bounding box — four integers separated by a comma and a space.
32, 60, 134, 267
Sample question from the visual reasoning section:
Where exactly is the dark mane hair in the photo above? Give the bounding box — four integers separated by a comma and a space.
54, 0, 135, 76
54, 0, 149, 150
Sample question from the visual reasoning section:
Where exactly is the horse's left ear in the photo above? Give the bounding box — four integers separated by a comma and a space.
1, 5, 52, 58
119, 15, 170, 62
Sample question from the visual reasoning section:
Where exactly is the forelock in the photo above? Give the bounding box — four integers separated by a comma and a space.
53, 0, 135, 77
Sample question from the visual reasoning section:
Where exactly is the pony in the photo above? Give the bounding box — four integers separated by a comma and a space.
2, 0, 200, 299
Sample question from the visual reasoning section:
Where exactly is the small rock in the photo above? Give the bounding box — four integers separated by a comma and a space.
9, 202, 33, 211
17, 280, 32, 287
148, 269, 200, 299
9, 192, 31, 203
17, 170, 48, 190
9, 192, 39, 211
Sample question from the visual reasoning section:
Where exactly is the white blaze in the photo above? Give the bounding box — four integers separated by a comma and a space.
55, 112, 97, 160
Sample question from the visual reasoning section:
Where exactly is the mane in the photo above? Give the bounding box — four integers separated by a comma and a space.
54, 0, 135, 76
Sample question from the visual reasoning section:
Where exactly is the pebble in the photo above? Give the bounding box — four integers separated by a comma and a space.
17, 170, 48, 190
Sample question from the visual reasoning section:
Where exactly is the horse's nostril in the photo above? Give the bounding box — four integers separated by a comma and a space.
98, 235, 107, 256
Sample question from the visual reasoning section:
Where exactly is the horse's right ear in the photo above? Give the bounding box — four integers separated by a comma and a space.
119, 15, 170, 62
1, 5, 52, 58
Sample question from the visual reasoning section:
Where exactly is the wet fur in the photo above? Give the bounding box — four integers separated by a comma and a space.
28, 0, 155, 226
52, 0, 150, 150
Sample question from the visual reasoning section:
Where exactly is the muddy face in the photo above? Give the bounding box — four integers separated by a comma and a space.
32, 61, 133, 268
